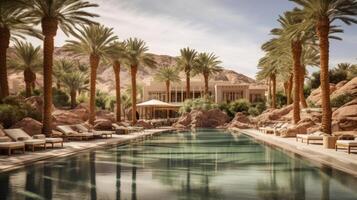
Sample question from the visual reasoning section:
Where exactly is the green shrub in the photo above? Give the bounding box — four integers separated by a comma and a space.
96, 91, 109, 110
179, 98, 217, 114
276, 91, 287, 108
330, 93, 355, 108
307, 100, 318, 108
77, 92, 88, 103
53, 88, 69, 107
248, 107, 260, 117
0, 99, 41, 128
218, 102, 234, 118
254, 101, 267, 114
229, 99, 250, 114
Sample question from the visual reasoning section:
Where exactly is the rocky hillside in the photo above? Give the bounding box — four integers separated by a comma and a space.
7, 47, 256, 95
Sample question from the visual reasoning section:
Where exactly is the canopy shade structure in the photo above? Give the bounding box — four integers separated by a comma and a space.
137, 99, 180, 108
136, 99, 180, 120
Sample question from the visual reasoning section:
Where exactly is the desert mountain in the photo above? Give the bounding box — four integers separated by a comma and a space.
7, 47, 256, 95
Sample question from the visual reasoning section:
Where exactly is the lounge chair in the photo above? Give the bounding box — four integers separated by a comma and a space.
0, 132, 25, 156
274, 123, 292, 136
335, 137, 357, 154
113, 123, 144, 134
74, 124, 113, 138
32, 134, 64, 148
112, 123, 129, 135
56, 125, 93, 141
296, 131, 325, 145
261, 123, 283, 134
4, 129, 46, 151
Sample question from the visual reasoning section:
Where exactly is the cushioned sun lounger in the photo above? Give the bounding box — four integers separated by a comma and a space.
56, 125, 93, 141
335, 139, 357, 154
32, 134, 64, 148
0, 136, 25, 156
74, 124, 113, 138
4, 129, 46, 152
296, 131, 325, 144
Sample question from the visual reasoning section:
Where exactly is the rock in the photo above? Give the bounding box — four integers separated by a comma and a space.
96, 110, 115, 122
280, 118, 315, 138
93, 119, 112, 130
331, 77, 357, 99
136, 120, 154, 129
70, 108, 90, 121
52, 110, 84, 126
331, 99, 357, 131
11, 118, 42, 136
227, 112, 252, 129
307, 84, 336, 106
173, 109, 229, 129
254, 105, 293, 125
335, 80, 349, 90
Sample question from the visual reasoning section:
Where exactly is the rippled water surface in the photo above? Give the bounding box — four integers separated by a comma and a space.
1, 129, 357, 200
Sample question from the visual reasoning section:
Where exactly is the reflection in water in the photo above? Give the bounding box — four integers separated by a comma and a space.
0, 129, 357, 200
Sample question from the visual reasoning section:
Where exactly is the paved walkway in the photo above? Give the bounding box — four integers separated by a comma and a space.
234, 128, 357, 177
0, 127, 175, 173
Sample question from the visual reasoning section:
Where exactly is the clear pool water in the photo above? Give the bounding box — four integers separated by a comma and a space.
1, 129, 357, 200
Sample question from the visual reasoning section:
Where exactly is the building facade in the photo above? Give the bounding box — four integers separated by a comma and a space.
142, 79, 266, 104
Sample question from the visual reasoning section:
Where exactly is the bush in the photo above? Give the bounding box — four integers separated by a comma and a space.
77, 92, 88, 103
179, 98, 217, 114
330, 93, 355, 108
248, 107, 260, 117
254, 101, 267, 114
53, 88, 69, 107
96, 91, 109, 110
229, 99, 251, 114
307, 100, 318, 108
0, 98, 41, 128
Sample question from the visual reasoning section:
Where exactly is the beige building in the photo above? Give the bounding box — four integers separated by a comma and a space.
142, 78, 266, 104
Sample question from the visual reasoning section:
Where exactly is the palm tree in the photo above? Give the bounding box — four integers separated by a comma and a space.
291, 0, 357, 134
60, 71, 88, 109
193, 52, 222, 97
121, 93, 132, 121
177, 48, 197, 100
53, 59, 75, 89
9, 41, 41, 97
64, 24, 117, 125
31, 0, 98, 135
106, 41, 127, 122
125, 38, 156, 124
0, 0, 39, 100
154, 67, 181, 102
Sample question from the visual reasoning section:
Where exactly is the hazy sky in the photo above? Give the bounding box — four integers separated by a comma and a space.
28, 0, 357, 78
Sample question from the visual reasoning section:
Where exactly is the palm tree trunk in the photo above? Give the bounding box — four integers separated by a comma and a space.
292, 41, 302, 124
0, 27, 10, 100
300, 66, 308, 108
268, 78, 272, 107
24, 68, 34, 98
204, 73, 209, 98
70, 90, 77, 109
287, 75, 293, 105
271, 74, 277, 109
113, 61, 121, 122
131, 66, 138, 124
89, 54, 100, 125
317, 18, 332, 135
41, 17, 58, 136
166, 80, 170, 103
185, 72, 190, 100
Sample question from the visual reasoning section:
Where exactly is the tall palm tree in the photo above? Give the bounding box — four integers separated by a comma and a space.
31, 0, 98, 135
177, 48, 197, 100
125, 38, 156, 124
291, 0, 357, 134
64, 24, 117, 125
121, 93, 132, 121
0, 0, 39, 100
154, 66, 181, 102
106, 41, 127, 122
60, 71, 88, 109
193, 52, 223, 97
9, 41, 41, 97
53, 59, 75, 89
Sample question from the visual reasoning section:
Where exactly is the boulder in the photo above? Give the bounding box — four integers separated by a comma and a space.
52, 110, 84, 126
11, 118, 42, 136
307, 84, 336, 106
227, 112, 252, 129
70, 108, 90, 121
96, 110, 115, 122
173, 109, 230, 129
331, 77, 357, 99
136, 120, 154, 129
254, 105, 293, 125
280, 118, 315, 138
332, 98, 357, 131
335, 80, 349, 90
93, 119, 112, 130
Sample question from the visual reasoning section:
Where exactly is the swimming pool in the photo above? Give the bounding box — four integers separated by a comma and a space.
1, 129, 357, 200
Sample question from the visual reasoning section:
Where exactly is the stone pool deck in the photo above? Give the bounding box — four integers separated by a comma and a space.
0, 127, 175, 173
234, 128, 357, 177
